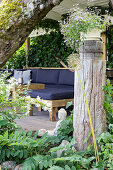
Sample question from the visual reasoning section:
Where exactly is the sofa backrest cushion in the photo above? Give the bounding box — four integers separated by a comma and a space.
13, 69, 31, 84
58, 69, 74, 86
30, 69, 39, 83
14, 70, 23, 80
22, 70, 31, 84
36, 69, 60, 84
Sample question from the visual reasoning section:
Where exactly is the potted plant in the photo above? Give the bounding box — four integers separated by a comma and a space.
60, 6, 109, 51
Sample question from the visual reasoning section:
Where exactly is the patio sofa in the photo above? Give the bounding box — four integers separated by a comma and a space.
28, 68, 74, 121
0, 68, 74, 121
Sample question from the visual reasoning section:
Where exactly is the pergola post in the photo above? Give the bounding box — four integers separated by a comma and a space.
26, 37, 30, 68
73, 40, 106, 151
101, 32, 107, 60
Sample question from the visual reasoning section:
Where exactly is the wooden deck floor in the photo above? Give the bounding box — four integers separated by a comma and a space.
15, 107, 58, 131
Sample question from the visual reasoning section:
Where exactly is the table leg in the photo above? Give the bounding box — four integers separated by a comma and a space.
49, 107, 58, 121
38, 107, 42, 111
29, 105, 33, 116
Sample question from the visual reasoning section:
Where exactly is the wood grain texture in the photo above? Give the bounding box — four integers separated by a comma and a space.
73, 59, 106, 150
42, 99, 73, 121
0, 0, 63, 67
26, 67, 74, 71
101, 32, 107, 60
12, 83, 45, 91
49, 107, 58, 121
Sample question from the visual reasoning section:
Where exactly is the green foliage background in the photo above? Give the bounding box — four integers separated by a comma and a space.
5, 19, 74, 69
5, 43, 26, 69
5, 31, 73, 69
28, 31, 73, 68
106, 26, 113, 68
5, 17, 113, 69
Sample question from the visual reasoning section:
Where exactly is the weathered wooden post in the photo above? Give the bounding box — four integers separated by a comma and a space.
26, 37, 30, 68
73, 40, 106, 151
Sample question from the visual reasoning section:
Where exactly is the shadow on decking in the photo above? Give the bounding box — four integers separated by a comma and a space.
15, 106, 58, 131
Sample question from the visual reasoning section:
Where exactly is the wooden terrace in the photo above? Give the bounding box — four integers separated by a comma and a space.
15, 106, 57, 132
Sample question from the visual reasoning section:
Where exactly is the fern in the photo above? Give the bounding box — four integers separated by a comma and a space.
48, 166, 64, 170
22, 154, 55, 170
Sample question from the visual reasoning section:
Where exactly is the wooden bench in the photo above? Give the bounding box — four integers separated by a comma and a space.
29, 98, 73, 121
24, 67, 74, 121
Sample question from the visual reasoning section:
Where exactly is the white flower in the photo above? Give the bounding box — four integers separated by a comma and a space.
43, 106, 48, 111
46, 102, 51, 108
25, 96, 31, 100
36, 96, 41, 101
36, 103, 41, 108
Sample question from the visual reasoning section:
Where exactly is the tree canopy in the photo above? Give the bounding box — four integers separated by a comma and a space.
0, 0, 63, 67
0, 0, 113, 67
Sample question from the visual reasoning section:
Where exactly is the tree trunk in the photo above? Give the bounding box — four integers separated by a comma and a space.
110, 0, 113, 9
0, 0, 63, 67
73, 40, 106, 151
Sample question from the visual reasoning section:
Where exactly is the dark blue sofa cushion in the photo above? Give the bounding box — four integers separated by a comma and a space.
28, 84, 74, 100
36, 69, 60, 84
30, 69, 39, 83
58, 69, 74, 85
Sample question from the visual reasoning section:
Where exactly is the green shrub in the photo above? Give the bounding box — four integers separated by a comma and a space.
1, 76, 113, 169
5, 31, 73, 69
106, 26, 113, 68
28, 31, 73, 68
5, 43, 26, 69
103, 79, 113, 132
0, 131, 61, 164
57, 114, 73, 141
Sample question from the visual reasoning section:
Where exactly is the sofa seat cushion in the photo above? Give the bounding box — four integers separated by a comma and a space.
28, 85, 74, 100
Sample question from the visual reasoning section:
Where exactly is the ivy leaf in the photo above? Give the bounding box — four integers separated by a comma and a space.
0, 119, 8, 127
33, 130, 39, 139
48, 159, 53, 167
27, 131, 32, 137
66, 101, 73, 109
43, 160, 48, 168
71, 166, 76, 170
48, 166, 64, 170
4, 131, 8, 139
0, 135, 3, 141
6, 149, 10, 158
39, 162, 43, 170
19, 151, 24, 159
65, 165, 71, 170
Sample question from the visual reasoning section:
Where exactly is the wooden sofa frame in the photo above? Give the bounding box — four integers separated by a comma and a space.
26, 67, 74, 121
29, 98, 73, 121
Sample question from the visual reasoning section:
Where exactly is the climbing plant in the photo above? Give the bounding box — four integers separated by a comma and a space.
5, 43, 26, 69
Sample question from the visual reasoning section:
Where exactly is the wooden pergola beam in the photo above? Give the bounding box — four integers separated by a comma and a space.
26, 37, 30, 68
101, 32, 107, 60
